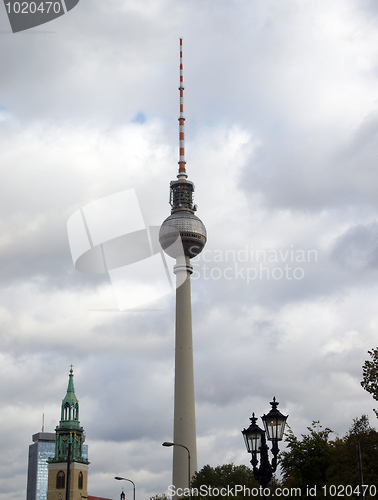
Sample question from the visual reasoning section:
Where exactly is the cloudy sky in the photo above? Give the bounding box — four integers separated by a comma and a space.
1, 0, 378, 498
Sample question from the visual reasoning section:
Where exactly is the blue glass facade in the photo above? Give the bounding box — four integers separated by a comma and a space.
27, 433, 55, 500
36, 440, 55, 500
26, 432, 88, 500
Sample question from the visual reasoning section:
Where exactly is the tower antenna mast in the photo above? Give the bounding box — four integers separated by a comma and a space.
178, 38, 187, 179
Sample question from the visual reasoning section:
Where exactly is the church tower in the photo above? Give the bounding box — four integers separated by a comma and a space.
47, 367, 89, 500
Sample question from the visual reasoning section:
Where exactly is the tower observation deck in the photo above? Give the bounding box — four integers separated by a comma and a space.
159, 38, 207, 494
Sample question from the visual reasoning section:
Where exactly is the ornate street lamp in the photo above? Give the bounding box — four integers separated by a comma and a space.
242, 398, 288, 490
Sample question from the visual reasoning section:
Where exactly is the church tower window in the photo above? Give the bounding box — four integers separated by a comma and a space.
78, 471, 83, 489
56, 470, 65, 489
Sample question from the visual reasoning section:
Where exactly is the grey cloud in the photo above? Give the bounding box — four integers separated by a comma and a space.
331, 222, 378, 273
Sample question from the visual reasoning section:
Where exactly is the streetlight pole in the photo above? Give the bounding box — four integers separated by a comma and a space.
66, 442, 72, 500
114, 476, 136, 500
356, 442, 365, 500
242, 398, 288, 497
162, 441, 191, 498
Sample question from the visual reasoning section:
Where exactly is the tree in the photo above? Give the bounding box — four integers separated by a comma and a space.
361, 348, 378, 418
191, 463, 266, 499
280, 421, 334, 495
280, 417, 378, 499
326, 415, 378, 493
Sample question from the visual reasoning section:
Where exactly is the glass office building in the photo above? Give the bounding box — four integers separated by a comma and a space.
26, 432, 55, 500
26, 432, 88, 500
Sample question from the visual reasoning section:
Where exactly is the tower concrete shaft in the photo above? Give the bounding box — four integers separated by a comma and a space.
172, 255, 197, 489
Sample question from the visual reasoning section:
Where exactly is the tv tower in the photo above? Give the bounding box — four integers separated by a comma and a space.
159, 39, 207, 491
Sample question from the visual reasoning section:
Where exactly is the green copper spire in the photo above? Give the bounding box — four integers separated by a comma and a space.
49, 367, 89, 464
60, 365, 80, 427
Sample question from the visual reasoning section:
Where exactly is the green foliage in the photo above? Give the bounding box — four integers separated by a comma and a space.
280, 421, 333, 492
191, 463, 262, 499
150, 495, 169, 500
327, 415, 378, 491
361, 348, 378, 418
280, 416, 378, 498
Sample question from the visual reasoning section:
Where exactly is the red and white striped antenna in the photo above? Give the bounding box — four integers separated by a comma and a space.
178, 38, 187, 179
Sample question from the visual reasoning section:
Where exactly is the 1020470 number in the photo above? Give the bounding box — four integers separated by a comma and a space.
5, 2, 62, 14
322, 484, 377, 497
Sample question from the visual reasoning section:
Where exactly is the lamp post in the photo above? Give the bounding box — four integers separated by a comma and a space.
242, 397, 288, 494
162, 441, 191, 497
114, 477, 136, 500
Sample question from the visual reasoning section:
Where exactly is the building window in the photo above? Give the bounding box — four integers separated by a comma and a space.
78, 471, 83, 489
64, 403, 70, 420
56, 470, 65, 489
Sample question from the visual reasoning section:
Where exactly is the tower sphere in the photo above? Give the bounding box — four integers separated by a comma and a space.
159, 210, 207, 259
159, 37, 207, 260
